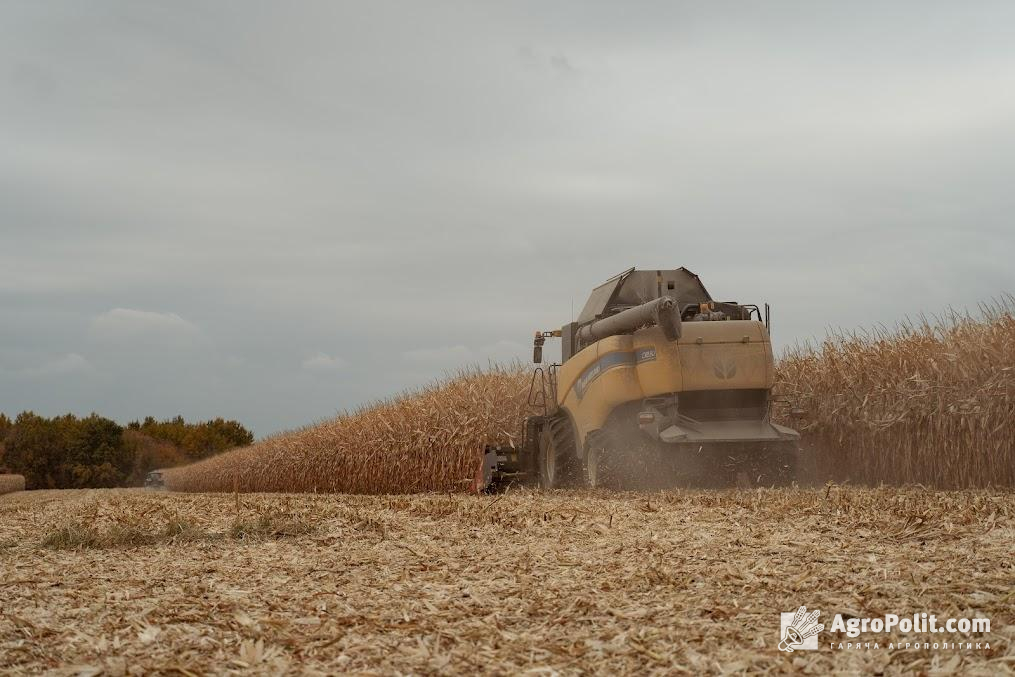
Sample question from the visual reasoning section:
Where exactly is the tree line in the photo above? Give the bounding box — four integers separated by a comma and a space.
0, 412, 253, 489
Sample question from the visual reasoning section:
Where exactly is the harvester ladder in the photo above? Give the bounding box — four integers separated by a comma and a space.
527, 364, 559, 417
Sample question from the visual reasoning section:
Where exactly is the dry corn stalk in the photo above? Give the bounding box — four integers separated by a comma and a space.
0, 474, 26, 495
776, 300, 1015, 488
164, 365, 531, 494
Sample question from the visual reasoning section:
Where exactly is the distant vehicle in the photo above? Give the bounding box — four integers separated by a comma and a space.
144, 470, 166, 490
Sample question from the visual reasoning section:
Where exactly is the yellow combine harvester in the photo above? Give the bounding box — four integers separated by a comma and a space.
481, 267, 801, 490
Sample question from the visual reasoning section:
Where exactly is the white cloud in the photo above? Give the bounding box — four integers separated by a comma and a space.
89, 308, 201, 346
302, 352, 347, 371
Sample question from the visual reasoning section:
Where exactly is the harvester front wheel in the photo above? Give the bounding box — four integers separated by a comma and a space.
538, 429, 559, 488
538, 426, 577, 489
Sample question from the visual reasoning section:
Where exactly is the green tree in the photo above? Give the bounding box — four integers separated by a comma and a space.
61, 414, 128, 487
3, 411, 253, 488
4, 412, 63, 489
0, 412, 12, 470
132, 416, 253, 461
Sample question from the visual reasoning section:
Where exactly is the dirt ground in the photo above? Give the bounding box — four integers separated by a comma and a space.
1, 487, 1012, 675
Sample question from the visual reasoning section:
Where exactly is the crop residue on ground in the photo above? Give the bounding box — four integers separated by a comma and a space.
1, 487, 1011, 674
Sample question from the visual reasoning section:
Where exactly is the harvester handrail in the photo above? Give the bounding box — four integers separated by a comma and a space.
527, 365, 559, 417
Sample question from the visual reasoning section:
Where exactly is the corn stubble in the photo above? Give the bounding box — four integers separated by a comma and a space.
165, 304, 1014, 493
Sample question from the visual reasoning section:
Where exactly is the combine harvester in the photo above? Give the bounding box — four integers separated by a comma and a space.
480, 267, 802, 490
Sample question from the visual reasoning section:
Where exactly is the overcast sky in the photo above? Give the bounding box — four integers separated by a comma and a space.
2, 1, 1013, 436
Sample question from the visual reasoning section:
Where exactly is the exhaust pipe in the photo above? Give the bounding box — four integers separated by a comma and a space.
577, 296, 681, 344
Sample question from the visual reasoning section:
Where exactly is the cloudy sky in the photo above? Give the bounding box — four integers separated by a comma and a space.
2, 2, 1013, 436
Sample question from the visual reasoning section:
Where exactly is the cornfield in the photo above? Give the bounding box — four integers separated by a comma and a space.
777, 300, 1015, 488
163, 365, 531, 494
0, 474, 26, 495
165, 303, 1015, 493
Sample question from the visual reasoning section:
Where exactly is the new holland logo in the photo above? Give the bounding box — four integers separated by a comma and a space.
712, 357, 737, 380
779, 606, 824, 652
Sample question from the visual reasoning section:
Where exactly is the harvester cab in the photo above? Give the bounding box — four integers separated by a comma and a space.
479, 267, 800, 491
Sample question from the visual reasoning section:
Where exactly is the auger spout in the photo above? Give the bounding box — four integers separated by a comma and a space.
576, 295, 681, 344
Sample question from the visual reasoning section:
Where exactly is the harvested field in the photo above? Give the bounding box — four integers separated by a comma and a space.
0, 474, 25, 496
1, 487, 1012, 674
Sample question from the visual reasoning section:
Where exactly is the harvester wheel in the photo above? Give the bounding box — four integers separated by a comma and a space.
538, 429, 560, 488
538, 425, 578, 489
583, 434, 621, 489
592, 421, 669, 490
